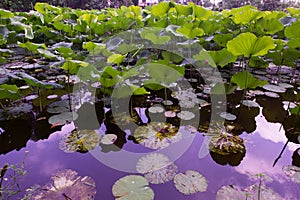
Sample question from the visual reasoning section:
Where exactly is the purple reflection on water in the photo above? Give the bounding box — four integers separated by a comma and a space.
0, 117, 299, 199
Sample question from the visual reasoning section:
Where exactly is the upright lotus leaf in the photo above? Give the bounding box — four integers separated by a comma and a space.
289, 105, 300, 115
37, 49, 57, 59
175, 4, 193, 16
208, 49, 237, 67
112, 84, 149, 98
148, 63, 183, 86
230, 6, 262, 24
190, 3, 212, 20
173, 170, 208, 195
112, 175, 154, 200
176, 24, 204, 39
80, 14, 98, 29
211, 83, 237, 95
256, 12, 285, 34
55, 46, 75, 59
231, 71, 268, 90
34, 2, 62, 14
10, 18, 34, 39
28, 10, 44, 24
27, 169, 96, 199
61, 60, 89, 74
0, 84, 20, 100
18, 41, 46, 53
107, 53, 125, 65
227, 32, 275, 57
213, 33, 233, 47
287, 7, 300, 17
99, 66, 121, 88
282, 165, 300, 184
288, 38, 300, 48
161, 51, 183, 63
151, 2, 172, 17
193, 49, 217, 68
285, 20, 300, 38
248, 56, 269, 68
82, 41, 105, 54
0, 9, 14, 18
200, 20, 221, 35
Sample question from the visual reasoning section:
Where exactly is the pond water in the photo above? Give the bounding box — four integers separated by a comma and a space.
0, 104, 299, 199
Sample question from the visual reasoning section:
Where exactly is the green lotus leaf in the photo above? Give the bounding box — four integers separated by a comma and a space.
37, 49, 56, 59
287, 7, 300, 17
147, 63, 183, 85
208, 48, 237, 67
0, 9, 14, 18
107, 53, 125, 65
227, 32, 275, 57
200, 20, 221, 35
213, 33, 233, 47
11, 20, 34, 39
112, 84, 149, 98
248, 56, 269, 68
256, 15, 284, 35
52, 21, 72, 33
231, 71, 268, 90
18, 41, 46, 53
0, 84, 20, 100
34, 2, 62, 14
18, 72, 63, 89
190, 3, 212, 20
116, 43, 139, 54
231, 5, 262, 24
80, 13, 98, 29
211, 83, 237, 95
193, 49, 216, 68
61, 60, 89, 74
151, 2, 172, 17
176, 24, 204, 39
288, 38, 300, 48
54, 46, 75, 59
285, 21, 300, 38
175, 4, 193, 16
290, 105, 300, 115
161, 51, 183, 63
144, 33, 170, 45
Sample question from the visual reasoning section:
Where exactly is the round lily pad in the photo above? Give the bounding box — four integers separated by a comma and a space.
278, 83, 294, 89
219, 112, 236, 121
148, 105, 164, 113
47, 94, 58, 100
247, 90, 265, 96
59, 129, 100, 153
241, 100, 260, 108
47, 100, 72, 114
25, 94, 39, 101
144, 163, 178, 184
209, 133, 245, 155
173, 170, 208, 195
179, 100, 195, 109
263, 84, 286, 93
20, 85, 30, 90
164, 111, 176, 118
112, 175, 154, 200
177, 111, 195, 120
100, 134, 117, 145
264, 91, 280, 98
136, 153, 171, 174
162, 100, 173, 105
48, 112, 78, 125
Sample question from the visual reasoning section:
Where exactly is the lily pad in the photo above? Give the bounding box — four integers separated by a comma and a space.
48, 112, 78, 125
209, 133, 245, 155
145, 163, 178, 184
148, 105, 164, 113
241, 100, 260, 108
47, 100, 73, 114
282, 165, 300, 184
264, 91, 280, 98
216, 185, 246, 200
136, 153, 171, 174
177, 111, 195, 120
59, 129, 100, 153
219, 112, 237, 121
263, 84, 286, 93
173, 170, 208, 195
112, 175, 154, 200
179, 100, 195, 109
164, 111, 176, 118
26, 169, 96, 200
100, 134, 117, 145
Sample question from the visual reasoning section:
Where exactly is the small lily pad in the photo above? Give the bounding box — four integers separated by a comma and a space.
263, 84, 286, 93
177, 111, 195, 120
47, 94, 58, 100
179, 100, 195, 109
283, 165, 300, 184
100, 134, 117, 145
25, 94, 39, 101
112, 175, 154, 200
264, 91, 280, 98
219, 112, 237, 121
241, 100, 260, 108
173, 170, 208, 195
148, 105, 164, 113
162, 100, 173, 105
164, 111, 176, 118
48, 112, 78, 125
47, 100, 72, 113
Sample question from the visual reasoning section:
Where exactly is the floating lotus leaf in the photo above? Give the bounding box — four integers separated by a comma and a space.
100, 134, 117, 145
110, 111, 139, 126
47, 100, 72, 114
283, 165, 300, 184
209, 133, 245, 155
28, 169, 96, 200
177, 111, 195, 120
0, 103, 33, 120
264, 91, 280, 98
112, 175, 154, 200
172, 89, 198, 102
164, 111, 176, 118
136, 153, 171, 174
219, 112, 237, 121
173, 170, 208, 195
244, 184, 282, 200
133, 122, 181, 149
263, 84, 286, 93
48, 112, 78, 125
144, 163, 178, 184
278, 83, 294, 89
216, 185, 246, 200
179, 100, 195, 109
59, 129, 100, 153
241, 100, 260, 108
148, 105, 164, 113
162, 100, 173, 106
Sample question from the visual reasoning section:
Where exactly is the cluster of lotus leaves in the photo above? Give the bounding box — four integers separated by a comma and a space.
209, 133, 246, 155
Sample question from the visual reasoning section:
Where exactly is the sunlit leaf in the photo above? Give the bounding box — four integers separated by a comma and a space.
231, 71, 268, 89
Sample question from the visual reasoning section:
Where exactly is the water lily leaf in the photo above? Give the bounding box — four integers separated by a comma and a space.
107, 53, 125, 65
209, 49, 237, 67
263, 84, 286, 93
0, 84, 19, 100
193, 49, 216, 68
213, 33, 233, 47
48, 112, 78, 125
59, 129, 100, 153
227, 32, 275, 57
100, 134, 117, 145
210, 133, 245, 155
219, 112, 237, 121
47, 100, 72, 114
148, 105, 164, 113
37, 48, 56, 59
61, 60, 89, 74
283, 165, 300, 184
173, 170, 208, 195
26, 169, 96, 199
112, 175, 154, 200
256, 13, 285, 34
285, 20, 300, 38
151, 2, 172, 17
231, 71, 268, 89
18, 72, 63, 89
176, 24, 204, 39
231, 6, 262, 24
241, 100, 260, 108
216, 185, 246, 200
289, 105, 300, 115
177, 111, 195, 120
0, 9, 14, 18
191, 3, 212, 20
18, 41, 46, 53
211, 83, 237, 95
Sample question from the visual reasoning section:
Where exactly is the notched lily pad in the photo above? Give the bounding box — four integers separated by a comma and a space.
173, 170, 208, 195
209, 133, 245, 155
48, 112, 78, 125
112, 175, 154, 200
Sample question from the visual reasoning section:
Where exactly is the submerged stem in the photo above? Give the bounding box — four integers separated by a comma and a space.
273, 140, 289, 167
